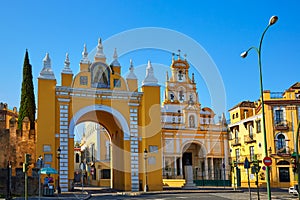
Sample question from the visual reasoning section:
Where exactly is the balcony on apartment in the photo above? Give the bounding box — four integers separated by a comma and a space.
270, 146, 292, 157
244, 134, 256, 143
233, 154, 263, 165
231, 137, 241, 146
274, 120, 289, 131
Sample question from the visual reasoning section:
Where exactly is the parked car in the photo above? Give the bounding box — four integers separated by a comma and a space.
289, 185, 298, 195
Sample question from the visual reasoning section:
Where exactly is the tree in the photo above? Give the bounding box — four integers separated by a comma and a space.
18, 50, 36, 130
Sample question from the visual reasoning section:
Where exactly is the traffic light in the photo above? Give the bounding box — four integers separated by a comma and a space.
23, 153, 32, 172
25, 153, 31, 164
252, 159, 261, 174
292, 159, 297, 173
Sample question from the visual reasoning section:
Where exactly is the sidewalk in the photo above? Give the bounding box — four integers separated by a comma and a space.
6, 186, 243, 200
8, 191, 91, 200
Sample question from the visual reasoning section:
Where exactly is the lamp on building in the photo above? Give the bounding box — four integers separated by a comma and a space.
268, 147, 272, 156
144, 148, 149, 192
57, 147, 61, 194
241, 15, 278, 200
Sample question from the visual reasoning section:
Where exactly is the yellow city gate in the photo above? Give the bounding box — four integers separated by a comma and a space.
36, 40, 163, 192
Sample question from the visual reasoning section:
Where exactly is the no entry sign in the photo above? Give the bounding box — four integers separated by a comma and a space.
263, 157, 272, 166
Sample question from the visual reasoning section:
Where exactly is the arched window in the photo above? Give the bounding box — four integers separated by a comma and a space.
276, 133, 286, 153
178, 70, 183, 81
189, 115, 195, 128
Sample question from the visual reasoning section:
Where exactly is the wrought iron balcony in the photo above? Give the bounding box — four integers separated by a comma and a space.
274, 120, 289, 130
244, 134, 256, 143
275, 147, 291, 157
231, 137, 241, 146
232, 154, 263, 165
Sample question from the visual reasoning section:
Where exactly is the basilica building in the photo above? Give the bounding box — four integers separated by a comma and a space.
161, 55, 229, 186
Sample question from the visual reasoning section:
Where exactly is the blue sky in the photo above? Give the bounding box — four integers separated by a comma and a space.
1, 1, 300, 120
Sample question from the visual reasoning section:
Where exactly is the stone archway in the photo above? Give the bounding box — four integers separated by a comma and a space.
36, 41, 162, 192
181, 142, 206, 179
69, 105, 130, 190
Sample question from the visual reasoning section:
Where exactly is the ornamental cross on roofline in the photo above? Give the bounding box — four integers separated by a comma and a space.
174, 50, 187, 60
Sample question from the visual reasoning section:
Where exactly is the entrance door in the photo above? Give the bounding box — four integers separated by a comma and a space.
279, 167, 290, 182
176, 158, 180, 176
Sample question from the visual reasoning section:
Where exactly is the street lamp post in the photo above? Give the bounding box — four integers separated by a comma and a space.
57, 147, 61, 194
37, 155, 43, 200
241, 15, 278, 200
144, 148, 148, 192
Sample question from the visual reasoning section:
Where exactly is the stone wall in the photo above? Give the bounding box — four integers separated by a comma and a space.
0, 168, 39, 197
0, 116, 36, 174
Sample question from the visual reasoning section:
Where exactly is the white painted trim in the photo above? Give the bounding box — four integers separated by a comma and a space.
228, 114, 262, 128
58, 98, 71, 103
128, 103, 139, 107
69, 104, 130, 140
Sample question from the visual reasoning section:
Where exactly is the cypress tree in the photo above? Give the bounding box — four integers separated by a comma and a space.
18, 49, 36, 130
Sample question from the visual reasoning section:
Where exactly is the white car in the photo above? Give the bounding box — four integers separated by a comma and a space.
289, 185, 298, 195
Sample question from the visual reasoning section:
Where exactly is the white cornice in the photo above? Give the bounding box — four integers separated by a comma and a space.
228, 114, 262, 128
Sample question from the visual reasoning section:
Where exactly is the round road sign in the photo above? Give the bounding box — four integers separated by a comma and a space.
263, 157, 272, 166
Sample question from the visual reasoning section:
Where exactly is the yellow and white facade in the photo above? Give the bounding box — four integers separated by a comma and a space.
161, 55, 229, 187
36, 39, 163, 192
228, 82, 300, 188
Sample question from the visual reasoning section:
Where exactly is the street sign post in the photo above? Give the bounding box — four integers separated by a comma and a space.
244, 157, 251, 200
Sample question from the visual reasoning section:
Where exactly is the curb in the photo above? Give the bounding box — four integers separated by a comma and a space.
90, 189, 244, 197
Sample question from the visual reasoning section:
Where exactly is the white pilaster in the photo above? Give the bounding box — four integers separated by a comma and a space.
223, 138, 229, 179
210, 158, 214, 179
58, 98, 70, 192
129, 105, 139, 191
205, 158, 208, 180
174, 156, 177, 177
179, 157, 183, 176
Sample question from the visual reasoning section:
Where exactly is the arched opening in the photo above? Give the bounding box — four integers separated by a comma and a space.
74, 122, 112, 188
181, 142, 206, 180
275, 133, 287, 154
69, 105, 130, 191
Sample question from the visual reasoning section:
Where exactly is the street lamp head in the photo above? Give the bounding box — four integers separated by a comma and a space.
269, 16, 278, 26
240, 51, 248, 58
57, 146, 61, 156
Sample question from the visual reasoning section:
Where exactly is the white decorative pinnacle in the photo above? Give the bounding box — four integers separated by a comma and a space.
43, 53, 51, 68
113, 48, 118, 60
62, 53, 73, 74
221, 113, 227, 125
111, 48, 120, 66
95, 38, 106, 59
166, 71, 169, 81
39, 53, 56, 80
126, 59, 137, 79
80, 44, 89, 63
142, 60, 158, 86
